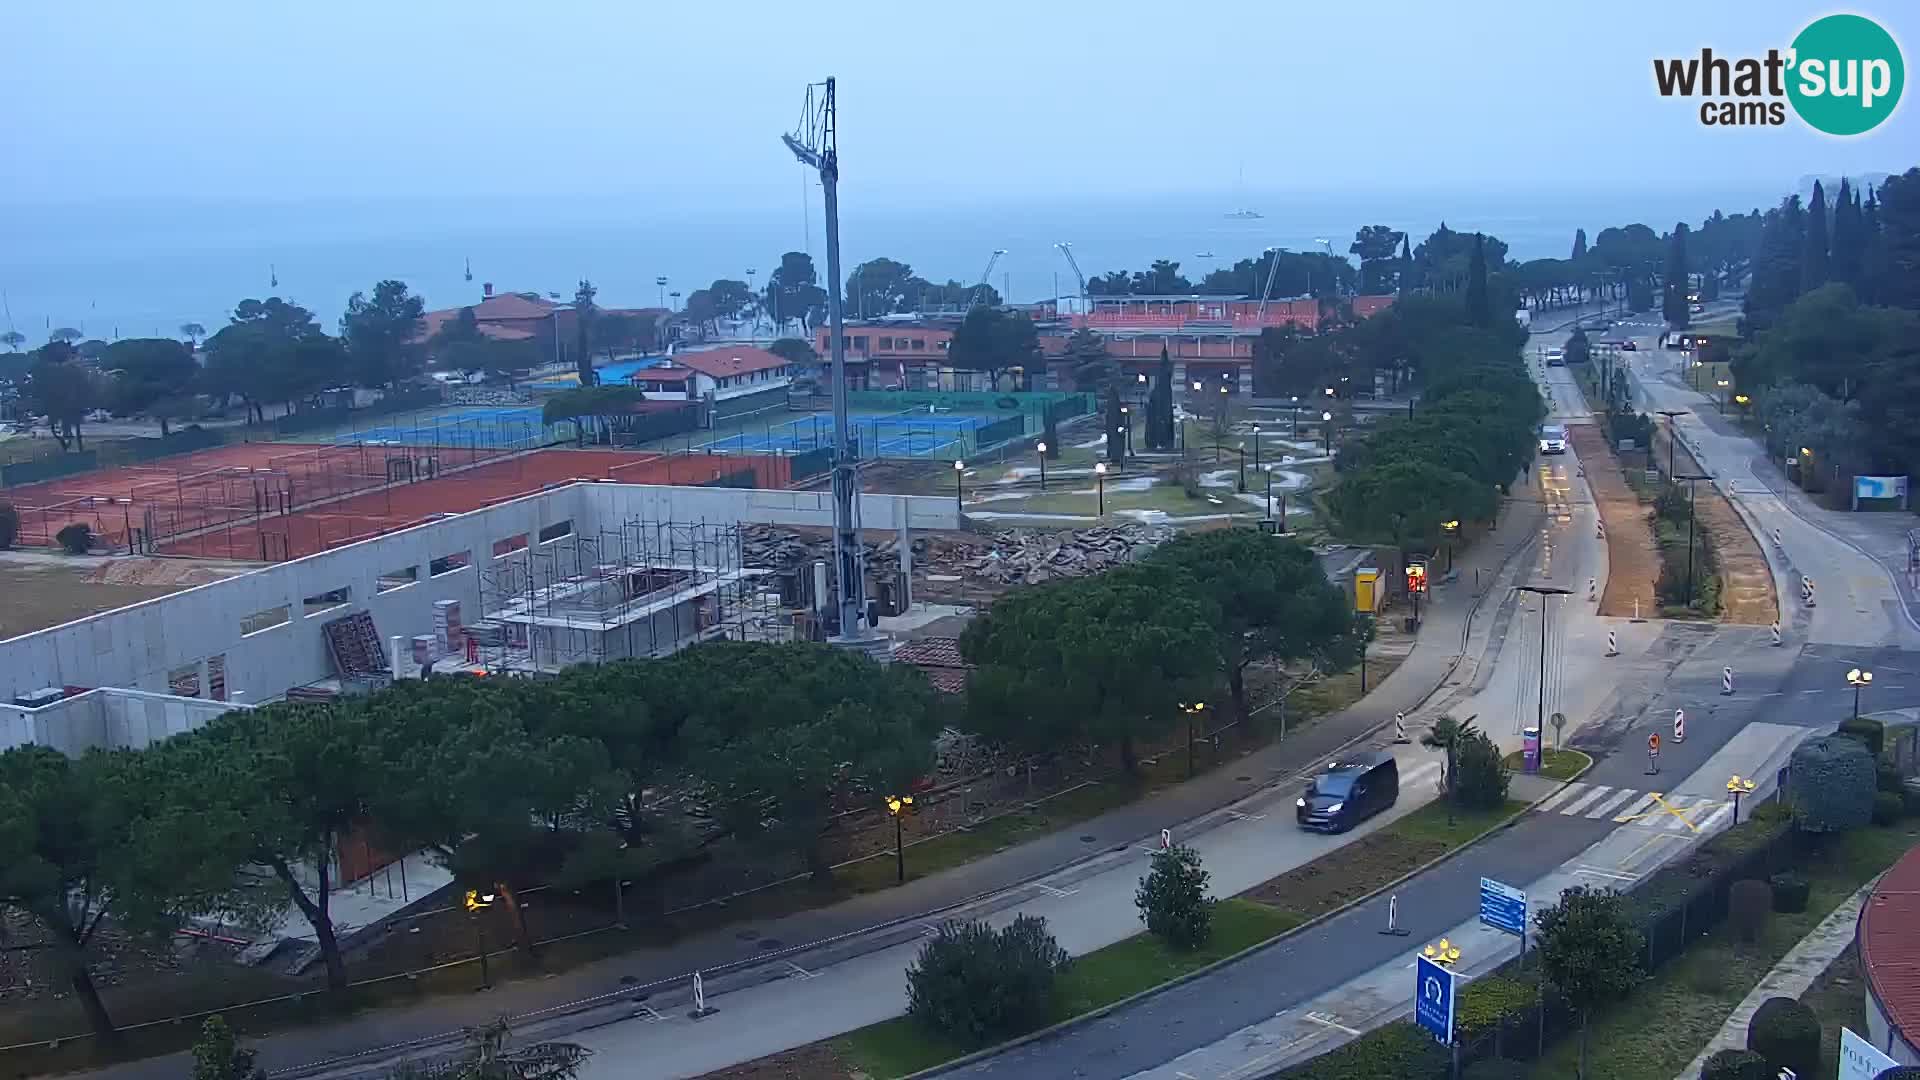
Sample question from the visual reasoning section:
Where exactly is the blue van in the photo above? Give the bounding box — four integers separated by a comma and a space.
1296, 751, 1400, 833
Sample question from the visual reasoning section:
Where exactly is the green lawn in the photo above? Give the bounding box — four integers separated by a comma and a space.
837, 899, 1300, 1078
1387, 799, 1530, 849
1526, 820, 1920, 1079
1502, 748, 1592, 782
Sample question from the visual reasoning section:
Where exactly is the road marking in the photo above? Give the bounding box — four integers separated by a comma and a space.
1696, 802, 1735, 833
1586, 788, 1646, 819
1033, 883, 1079, 898
1303, 1012, 1362, 1036
1533, 782, 1590, 814
1575, 864, 1640, 882
920, 923, 943, 936
632, 1004, 666, 1022
1558, 784, 1617, 816
784, 961, 816, 980
1226, 810, 1269, 821
1801, 689, 1825, 695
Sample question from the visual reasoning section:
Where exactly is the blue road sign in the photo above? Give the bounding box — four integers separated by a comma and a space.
1413, 954, 1456, 1044
1479, 877, 1527, 937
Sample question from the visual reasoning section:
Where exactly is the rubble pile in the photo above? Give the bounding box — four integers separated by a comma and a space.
740, 523, 1172, 587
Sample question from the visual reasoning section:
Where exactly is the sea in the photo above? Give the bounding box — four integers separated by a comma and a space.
0, 184, 1784, 341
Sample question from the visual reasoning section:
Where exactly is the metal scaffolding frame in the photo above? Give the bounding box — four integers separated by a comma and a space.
473, 516, 792, 673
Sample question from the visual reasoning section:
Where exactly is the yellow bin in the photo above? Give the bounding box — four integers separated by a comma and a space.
1354, 567, 1380, 613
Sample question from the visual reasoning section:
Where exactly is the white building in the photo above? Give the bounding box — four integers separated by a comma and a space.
631, 346, 794, 404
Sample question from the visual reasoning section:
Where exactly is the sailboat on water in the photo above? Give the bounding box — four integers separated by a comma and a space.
270, 264, 279, 289
464, 257, 473, 283
1226, 162, 1263, 219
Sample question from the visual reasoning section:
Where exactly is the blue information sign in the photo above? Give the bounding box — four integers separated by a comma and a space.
1413, 954, 1456, 1044
1478, 877, 1527, 937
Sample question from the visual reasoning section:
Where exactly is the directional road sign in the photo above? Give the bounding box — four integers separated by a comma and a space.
1478, 877, 1527, 937
1413, 954, 1456, 1045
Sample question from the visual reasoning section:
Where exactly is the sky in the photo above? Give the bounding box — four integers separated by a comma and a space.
3, 0, 1914, 213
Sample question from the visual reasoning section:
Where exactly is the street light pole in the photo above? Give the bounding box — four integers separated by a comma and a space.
1182, 701, 1206, 778
1036, 441, 1047, 491
1516, 585, 1573, 739
886, 794, 914, 883
1676, 472, 1711, 608
1252, 423, 1262, 472
1289, 395, 1299, 438
1094, 461, 1107, 516
1321, 411, 1333, 454
1655, 409, 1688, 479
1849, 668, 1874, 720
953, 458, 965, 513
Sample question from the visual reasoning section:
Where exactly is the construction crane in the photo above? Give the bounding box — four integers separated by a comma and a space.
1054, 242, 1087, 310
1256, 245, 1285, 319
971, 249, 1007, 307
780, 77, 873, 651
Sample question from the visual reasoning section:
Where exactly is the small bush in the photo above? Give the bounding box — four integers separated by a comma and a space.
1699, 1046, 1770, 1080
191, 1016, 264, 1080
0, 501, 18, 550
1769, 872, 1810, 914
1839, 716, 1886, 757
1746, 996, 1821, 1080
1727, 879, 1771, 944
1275, 1020, 1448, 1080
905, 914, 1069, 1048
1750, 800, 1791, 824
1877, 763, 1907, 795
55, 522, 93, 554
1873, 790, 1904, 826
1135, 843, 1214, 950
1453, 729, 1512, 810
1461, 1058, 1530, 1080
1788, 735, 1877, 833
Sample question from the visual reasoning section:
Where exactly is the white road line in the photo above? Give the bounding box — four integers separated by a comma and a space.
1034, 883, 1079, 898
1558, 784, 1616, 816
1695, 802, 1735, 833
784, 961, 816, 979
1575, 864, 1641, 882
1226, 810, 1268, 821
1586, 788, 1646, 819
1613, 793, 1663, 822
1303, 1012, 1362, 1036
1659, 797, 1704, 832
1533, 782, 1590, 813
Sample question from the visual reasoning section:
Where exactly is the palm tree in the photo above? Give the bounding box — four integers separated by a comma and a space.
1420, 714, 1477, 824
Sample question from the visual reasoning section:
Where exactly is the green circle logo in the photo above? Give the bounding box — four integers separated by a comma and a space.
1787, 14, 1904, 136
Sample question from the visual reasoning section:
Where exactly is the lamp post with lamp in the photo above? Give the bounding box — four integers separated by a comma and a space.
1035, 442, 1048, 491
1289, 394, 1300, 437
953, 459, 965, 512
1715, 378, 1730, 412
1321, 411, 1334, 454
1849, 667, 1874, 720
1440, 519, 1459, 574
1252, 423, 1262, 471
886, 794, 915, 883
464, 889, 497, 989
1181, 701, 1206, 778
1726, 775, 1756, 824
1655, 409, 1687, 477
1094, 461, 1107, 516
1674, 472, 1712, 607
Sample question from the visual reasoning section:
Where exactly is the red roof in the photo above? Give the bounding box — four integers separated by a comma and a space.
1861, 843, 1920, 1046
1351, 294, 1397, 318
674, 347, 792, 379
417, 293, 560, 344
634, 365, 694, 383
894, 637, 970, 694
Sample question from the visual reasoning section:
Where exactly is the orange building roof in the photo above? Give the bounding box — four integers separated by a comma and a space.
675, 347, 792, 378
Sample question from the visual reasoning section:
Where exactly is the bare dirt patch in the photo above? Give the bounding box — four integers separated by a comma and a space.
1567, 423, 1660, 619
0, 553, 252, 639
1658, 428, 1779, 626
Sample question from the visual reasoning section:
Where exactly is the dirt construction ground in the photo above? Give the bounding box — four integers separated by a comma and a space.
1567, 422, 1660, 619
1659, 428, 1779, 626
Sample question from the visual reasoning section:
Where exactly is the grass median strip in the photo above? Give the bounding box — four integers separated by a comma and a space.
704, 795, 1527, 1080
1501, 748, 1591, 782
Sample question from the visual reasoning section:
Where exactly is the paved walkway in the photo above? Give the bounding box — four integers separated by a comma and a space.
1675, 876, 1880, 1080
73, 497, 1549, 1080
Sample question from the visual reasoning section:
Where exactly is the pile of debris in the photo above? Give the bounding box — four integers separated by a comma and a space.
740, 522, 1171, 588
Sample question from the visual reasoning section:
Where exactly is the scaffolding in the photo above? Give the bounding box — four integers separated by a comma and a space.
473, 517, 793, 674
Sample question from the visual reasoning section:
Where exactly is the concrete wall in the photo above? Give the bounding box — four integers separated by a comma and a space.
0, 687, 248, 755
0, 482, 961, 709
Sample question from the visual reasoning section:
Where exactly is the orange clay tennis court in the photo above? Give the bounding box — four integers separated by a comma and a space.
156, 448, 799, 561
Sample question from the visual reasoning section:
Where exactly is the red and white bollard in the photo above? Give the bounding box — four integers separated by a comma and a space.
1673, 708, 1687, 744
1722, 667, 1734, 696
1606, 630, 1619, 657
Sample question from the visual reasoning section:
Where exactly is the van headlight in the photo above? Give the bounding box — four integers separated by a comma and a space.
1325, 802, 1344, 813
1296, 797, 1306, 808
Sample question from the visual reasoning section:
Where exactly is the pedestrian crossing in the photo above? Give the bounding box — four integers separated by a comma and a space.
1532, 780, 1734, 834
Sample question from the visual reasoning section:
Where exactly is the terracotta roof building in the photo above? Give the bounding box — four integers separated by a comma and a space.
1860, 840, 1920, 1066
893, 637, 970, 694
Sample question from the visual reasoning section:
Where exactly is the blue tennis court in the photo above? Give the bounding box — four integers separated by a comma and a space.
700, 410, 1000, 459
334, 406, 568, 450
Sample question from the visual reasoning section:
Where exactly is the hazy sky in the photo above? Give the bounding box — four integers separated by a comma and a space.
4, 0, 1914, 212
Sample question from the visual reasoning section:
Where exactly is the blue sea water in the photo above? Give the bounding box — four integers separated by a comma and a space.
0, 184, 1780, 342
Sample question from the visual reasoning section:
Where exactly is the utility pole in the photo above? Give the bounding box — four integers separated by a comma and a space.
1676, 473, 1712, 607
1516, 585, 1572, 738
782, 78, 872, 651
1655, 409, 1688, 478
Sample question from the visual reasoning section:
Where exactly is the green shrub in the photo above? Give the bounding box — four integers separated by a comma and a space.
1454, 975, 1535, 1040
1461, 1057, 1530, 1080
1276, 1020, 1448, 1079
191, 1016, 264, 1080
1873, 791, 1904, 826
1727, 879, 1770, 944
1746, 996, 1821, 1080
1877, 763, 1907, 795
55, 522, 93, 554
1839, 716, 1886, 757
1135, 843, 1214, 950
1769, 872, 1810, 914
0, 501, 18, 550
905, 914, 1070, 1048
1453, 729, 1511, 810
1699, 1046, 1770, 1080
1788, 735, 1877, 833
1750, 800, 1791, 824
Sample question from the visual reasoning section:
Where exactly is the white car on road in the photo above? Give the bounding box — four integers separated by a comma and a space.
1539, 423, 1568, 455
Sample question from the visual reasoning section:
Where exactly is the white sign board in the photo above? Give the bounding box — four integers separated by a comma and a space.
1839, 1027, 1898, 1080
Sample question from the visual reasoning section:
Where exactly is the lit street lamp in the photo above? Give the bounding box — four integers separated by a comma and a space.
1655, 409, 1688, 477
953, 459, 965, 512
1440, 519, 1459, 574
886, 794, 915, 883
1237, 442, 1247, 492
1252, 423, 1262, 471
1726, 775, 1757, 824
1848, 667, 1874, 720
1715, 378, 1731, 412
1320, 410, 1333, 454
1182, 701, 1207, 778
1289, 394, 1300, 437
1035, 441, 1048, 491
1094, 461, 1108, 516
464, 889, 497, 989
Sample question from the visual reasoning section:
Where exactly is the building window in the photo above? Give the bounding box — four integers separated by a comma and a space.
377, 566, 418, 593
853, 335, 867, 351
167, 663, 202, 699
240, 605, 290, 637
879, 336, 893, 350
430, 550, 472, 577
538, 520, 573, 544
303, 586, 353, 618
493, 533, 528, 558
912, 338, 925, 350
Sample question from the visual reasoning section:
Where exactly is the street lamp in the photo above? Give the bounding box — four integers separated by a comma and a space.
1726, 775, 1757, 824
464, 889, 497, 989
1516, 585, 1574, 740
1237, 442, 1247, 492
1035, 441, 1048, 491
1848, 667, 1874, 720
1289, 394, 1300, 437
1715, 378, 1730, 412
1252, 423, 1262, 471
1120, 404, 1132, 460
1440, 519, 1460, 574
1675, 472, 1712, 608
1094, 461, 1107, 516
1320, 410, 1333, 454
886, 794, 915, 883
1422, 937, 1462, 967
1655, 409, 1688, 478
953, 459, 965, 512
655, 275, 668, 308
1181, 701, 1207, 778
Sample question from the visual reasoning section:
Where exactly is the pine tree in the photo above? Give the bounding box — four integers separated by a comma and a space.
1662, 223, 1691, 327
1830, 178, 1864, 289
1802, 180, 1830, 293
1464, 234, 1490, 325
1571, 228, 1589, 261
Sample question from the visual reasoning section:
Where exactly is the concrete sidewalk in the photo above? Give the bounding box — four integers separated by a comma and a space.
72, 500, 1546, 1080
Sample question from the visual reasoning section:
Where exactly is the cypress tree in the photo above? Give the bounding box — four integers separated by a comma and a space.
1464, 234, 1490, 325
1802, 180, 1830, 292
1398, 233, 1414, 293
1571, 228, 1589, 261
1662, 223, 1691, 327
1830, 178, 1863, 289
1861, 186, 1885, 304
1105, 384, 1125, 465
1155, 346, 1176, 448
